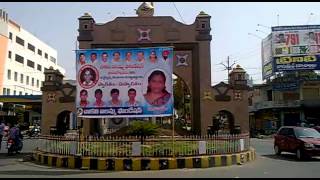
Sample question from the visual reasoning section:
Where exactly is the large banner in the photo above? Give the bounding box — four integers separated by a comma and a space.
272, 25, 320, 57
262, 61, 273, 79
262, 34, 274, 79
76, 47, 174, 118
273, 54, 320, 71
270, 25, 320, 73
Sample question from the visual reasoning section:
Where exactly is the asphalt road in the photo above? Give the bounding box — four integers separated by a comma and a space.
0, 138, 319, 178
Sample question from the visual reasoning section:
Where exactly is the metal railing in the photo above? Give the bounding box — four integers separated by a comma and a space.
35, 133, 250, 157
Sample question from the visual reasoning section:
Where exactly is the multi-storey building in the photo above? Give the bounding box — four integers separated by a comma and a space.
0, 9, 65, 96
249, 73, 320, 136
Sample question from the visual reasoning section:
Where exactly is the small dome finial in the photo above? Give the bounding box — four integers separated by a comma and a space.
197, 11, 209, 17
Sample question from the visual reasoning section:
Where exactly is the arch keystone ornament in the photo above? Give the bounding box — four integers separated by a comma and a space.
176, 54, 189, 67
137, 28, 151, 42
213, 82, 231, 101
47, 93, 56, 103
234, 90, 242, 101
203, 91, 213, 100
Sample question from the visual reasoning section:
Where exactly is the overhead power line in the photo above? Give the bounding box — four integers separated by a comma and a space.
172, 2, 186, 24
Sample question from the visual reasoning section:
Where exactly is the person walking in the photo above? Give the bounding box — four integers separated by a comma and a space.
0, 122, 5, 150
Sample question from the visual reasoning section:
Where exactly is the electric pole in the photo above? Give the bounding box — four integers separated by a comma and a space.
219, 56, 236, 82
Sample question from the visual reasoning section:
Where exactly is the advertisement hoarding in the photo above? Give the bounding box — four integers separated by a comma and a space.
272, 25, 320, 58
262, 34, 274, 79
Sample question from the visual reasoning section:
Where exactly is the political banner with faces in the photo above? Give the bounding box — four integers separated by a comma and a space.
271, 25, 320, 57
76, 47, 173, 118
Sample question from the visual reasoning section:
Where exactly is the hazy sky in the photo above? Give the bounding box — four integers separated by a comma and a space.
1, 2, 320, 84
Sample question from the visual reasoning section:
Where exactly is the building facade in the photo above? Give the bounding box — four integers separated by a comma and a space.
249, 74, 320, 135
0, 9, 65, 96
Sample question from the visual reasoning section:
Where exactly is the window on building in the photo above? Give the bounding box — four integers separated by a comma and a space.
3, 88, 6, 95
8, 51, 11, 59
27, 60, 35, 68
15, 36, 24, 46
267, 90, 273, 101
50, 56, 56, 64
14, 72, 18, 82
27, 43, 35, 52
13, 90, 16, 95
303, 88, 320, 100
19, 91, 22, 95
32, 78, 34, 86
20, 74, 23, 83
7, 88, 10, 95
283, 92, 300, 101
7, 69, 11, 80
15, 54, 24, 64
37, 79, 39, 88
26, 76, 29, 85
38, 49, 42, 56
9, 32, 12, 40
25, 93, 28, 95
37, 64, 42, 71
44, 53, 48, 59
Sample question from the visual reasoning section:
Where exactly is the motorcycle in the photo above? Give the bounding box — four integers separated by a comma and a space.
7, 138, 23, 155
26, 126, 41, 137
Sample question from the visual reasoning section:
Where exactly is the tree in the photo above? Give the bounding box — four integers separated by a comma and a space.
173, 78, 185, 113
127, 121, 159, 144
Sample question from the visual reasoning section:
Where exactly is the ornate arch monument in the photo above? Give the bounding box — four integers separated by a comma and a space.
41, 5, 249, 136
75, 8, 249, 135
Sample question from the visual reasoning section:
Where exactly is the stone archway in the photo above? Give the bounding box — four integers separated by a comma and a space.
76, 11, 249, 136
56, 110, 72, 135
212, 110, 235, 134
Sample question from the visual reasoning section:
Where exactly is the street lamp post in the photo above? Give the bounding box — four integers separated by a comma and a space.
248, 33, 263, 39
256, 29, 269, 35
257, 24, 271, 29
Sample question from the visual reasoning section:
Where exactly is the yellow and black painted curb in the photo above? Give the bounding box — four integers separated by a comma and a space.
33, 148, 255, 171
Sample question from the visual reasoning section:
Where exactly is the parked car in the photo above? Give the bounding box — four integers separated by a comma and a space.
313, 126, 320, 133
274, 126, 320, 160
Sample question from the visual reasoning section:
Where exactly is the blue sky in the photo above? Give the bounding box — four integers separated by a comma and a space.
1, 2, 320, 85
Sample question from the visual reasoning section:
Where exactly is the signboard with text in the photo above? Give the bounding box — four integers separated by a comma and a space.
76, 47, 174, 118
273, 54, 320, 71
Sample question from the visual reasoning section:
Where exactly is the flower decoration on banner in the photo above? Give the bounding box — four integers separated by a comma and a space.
77, 108, 83, 115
